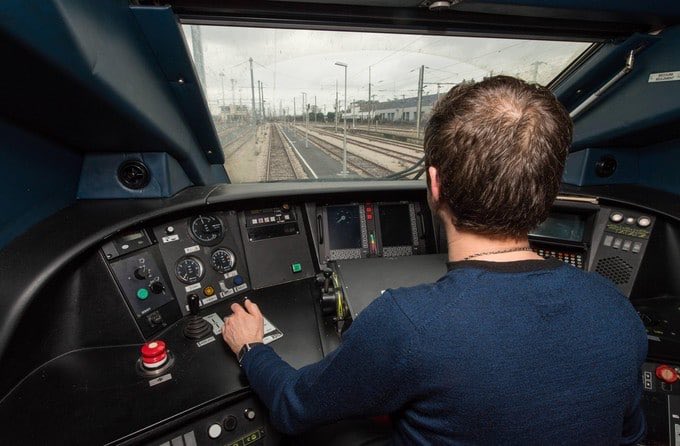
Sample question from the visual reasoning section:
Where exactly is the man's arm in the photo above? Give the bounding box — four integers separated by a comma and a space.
620, 379, 646, 445
222, 293, 416, 435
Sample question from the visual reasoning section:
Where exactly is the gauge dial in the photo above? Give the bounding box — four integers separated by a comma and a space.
335, 208, 355, 225
190, 215, 224, 244
211, 248, 236, 273
175, 257, 204, 284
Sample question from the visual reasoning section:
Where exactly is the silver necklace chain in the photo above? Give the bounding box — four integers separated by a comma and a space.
462, 246, 533, 261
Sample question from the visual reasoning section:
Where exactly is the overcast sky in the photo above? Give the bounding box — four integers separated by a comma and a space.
182, 25, 590, 116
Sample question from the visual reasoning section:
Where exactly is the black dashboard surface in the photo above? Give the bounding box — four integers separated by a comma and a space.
1, 181, 679, 445
0, 279, 322, 445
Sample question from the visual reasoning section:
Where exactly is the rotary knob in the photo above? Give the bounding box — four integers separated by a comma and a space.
134, 266, 150, 280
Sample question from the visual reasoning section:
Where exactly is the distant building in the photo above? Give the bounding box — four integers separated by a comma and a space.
220, 104, 249, 121
373, 93, 439, 122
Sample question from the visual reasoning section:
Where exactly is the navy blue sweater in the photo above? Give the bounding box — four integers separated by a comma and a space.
242, 259, 648, 445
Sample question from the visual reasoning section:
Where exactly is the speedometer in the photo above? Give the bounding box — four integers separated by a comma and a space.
190, 215, 223, 245
175, 257, 204, 284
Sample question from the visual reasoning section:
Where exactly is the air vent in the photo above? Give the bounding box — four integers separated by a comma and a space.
595, 256, 633, 285
118, 160, 150, 190
595, 155, 617, 178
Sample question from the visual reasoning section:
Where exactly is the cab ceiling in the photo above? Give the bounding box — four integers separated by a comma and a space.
135, 0, 680, 41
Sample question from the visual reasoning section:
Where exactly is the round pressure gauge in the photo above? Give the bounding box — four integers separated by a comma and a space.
175, 257, 204, 284
190, 215, 224, 245
211, 248, 236, 273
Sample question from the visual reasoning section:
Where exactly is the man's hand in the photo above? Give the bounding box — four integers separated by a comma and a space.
221, 299, 264, 355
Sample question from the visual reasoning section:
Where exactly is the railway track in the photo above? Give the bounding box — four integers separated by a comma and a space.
291, 126, 392, 177
267, 124, 302, 181
223, 127, 255, 159
308, 127, 422, 165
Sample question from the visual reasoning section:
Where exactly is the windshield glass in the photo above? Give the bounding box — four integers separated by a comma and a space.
183, 25, 590, 183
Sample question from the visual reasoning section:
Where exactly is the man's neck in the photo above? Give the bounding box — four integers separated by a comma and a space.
444, 223, 542, 263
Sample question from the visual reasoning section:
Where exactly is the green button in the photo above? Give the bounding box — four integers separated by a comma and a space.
136, 288, 149, 300
291, 263, 302, 273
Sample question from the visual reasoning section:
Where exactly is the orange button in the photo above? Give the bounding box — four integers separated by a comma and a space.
203, 286, 215, 297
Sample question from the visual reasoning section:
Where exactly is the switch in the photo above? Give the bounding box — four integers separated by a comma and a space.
136, 288, 149, 300
149, 281, 165, 294
244, 408, 256, 421
610, 212, 624, 223
147, 311, 163, 327
637, 216, 652, 228
291, 263, 302, 273
612, 238, 622, 249
622, 240, 632, 251
603, 235, 613, 247
632, 242, 642, 254
207, 423, 222, 439
233, 275, 244, 286
134, 266, 150, 280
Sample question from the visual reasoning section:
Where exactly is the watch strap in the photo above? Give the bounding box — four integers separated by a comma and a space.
238, 342, 264, 365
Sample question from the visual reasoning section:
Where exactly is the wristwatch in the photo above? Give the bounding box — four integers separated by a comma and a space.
237, 342, 263, 366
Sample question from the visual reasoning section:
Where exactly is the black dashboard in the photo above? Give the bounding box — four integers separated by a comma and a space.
1, 182, 680, 445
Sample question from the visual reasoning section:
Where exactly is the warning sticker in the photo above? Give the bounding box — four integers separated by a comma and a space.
648, 71, 680, 83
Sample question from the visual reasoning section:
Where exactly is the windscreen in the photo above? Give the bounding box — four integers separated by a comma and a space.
183, 25, 590, 183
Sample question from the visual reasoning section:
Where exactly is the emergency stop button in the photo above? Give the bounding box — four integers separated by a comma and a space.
140, 340, 168, 369
656, 365, 679, 384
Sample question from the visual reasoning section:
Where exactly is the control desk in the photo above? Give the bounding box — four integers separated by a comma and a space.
0, 189, 677, 446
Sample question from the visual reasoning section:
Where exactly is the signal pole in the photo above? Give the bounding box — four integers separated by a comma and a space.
335, 80, 339, 133
249, 58, 256, 124
416, 65, 424, 138
257, 81, 262, 122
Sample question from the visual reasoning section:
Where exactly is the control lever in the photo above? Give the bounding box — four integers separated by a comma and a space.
183, 294, 212, 340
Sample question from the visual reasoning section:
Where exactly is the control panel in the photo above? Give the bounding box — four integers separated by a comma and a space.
641, 361, 680, 446
591, 208, 654, 296
529, 211, 591, 269
318, 201, 426, 261
147, 395, 278, 446
152, 212, 251, 316
103, 230, 181, 337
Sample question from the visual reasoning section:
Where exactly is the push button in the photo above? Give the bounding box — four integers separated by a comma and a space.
291, 263, 302, 273
632, 242, 642, 254
136, 288, 149, 300
612, 238, 622, 249
233, 275, 244, 286
622, 240, 632, 251
207, 423, 222, 439
603, 235, 613, 247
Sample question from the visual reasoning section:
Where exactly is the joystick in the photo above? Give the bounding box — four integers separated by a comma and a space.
183, 293, 212, 340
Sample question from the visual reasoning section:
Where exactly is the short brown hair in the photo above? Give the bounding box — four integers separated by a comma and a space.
424, 76, 572, 239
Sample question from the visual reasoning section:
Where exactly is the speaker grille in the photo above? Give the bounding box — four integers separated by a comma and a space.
595, 256, 633, 285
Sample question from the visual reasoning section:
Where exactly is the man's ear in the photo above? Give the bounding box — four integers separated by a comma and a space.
428, 166, 441, 204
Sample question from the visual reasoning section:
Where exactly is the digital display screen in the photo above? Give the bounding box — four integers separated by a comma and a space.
530, 213, 585, 242
327, 205, 362, 249
379, 204, 413, 247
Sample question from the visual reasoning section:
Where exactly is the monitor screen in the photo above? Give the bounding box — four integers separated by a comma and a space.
379, 204, 413, 247
530, 213, 585, 242
327, 205, 362, 250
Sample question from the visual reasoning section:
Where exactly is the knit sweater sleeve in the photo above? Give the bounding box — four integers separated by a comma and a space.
240, 291, 416, 435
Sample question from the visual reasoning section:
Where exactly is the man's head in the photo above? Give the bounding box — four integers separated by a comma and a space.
425, 75, 573, 240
